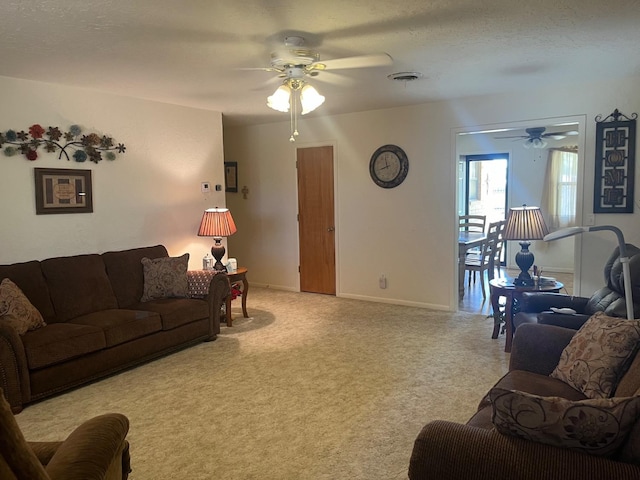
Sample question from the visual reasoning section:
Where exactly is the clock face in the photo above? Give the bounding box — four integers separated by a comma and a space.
369, 145, 409, 188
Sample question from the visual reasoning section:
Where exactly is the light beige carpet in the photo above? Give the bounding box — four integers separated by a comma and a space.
16, 288, 509, 479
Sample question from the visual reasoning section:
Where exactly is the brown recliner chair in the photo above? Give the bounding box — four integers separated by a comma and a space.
514, 244, 640, 331
0, 388, 131, 480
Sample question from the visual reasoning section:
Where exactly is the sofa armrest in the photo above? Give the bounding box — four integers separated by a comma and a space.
409, 420, 640, 480
509, 323, 576, 375
205, 273, 231, 339
0, 323, 31, 413
520, 292, 590, 312
537, 312, 591, 330
45, 413, 130, 480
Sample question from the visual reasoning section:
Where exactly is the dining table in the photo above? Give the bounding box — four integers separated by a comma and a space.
458, 231, 487, 299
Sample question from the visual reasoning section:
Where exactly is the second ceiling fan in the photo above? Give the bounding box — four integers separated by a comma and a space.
495, 127, 578, 148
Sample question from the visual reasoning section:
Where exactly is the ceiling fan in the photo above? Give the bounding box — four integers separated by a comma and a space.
495, 127, 579, 148
246, 36, 393, 141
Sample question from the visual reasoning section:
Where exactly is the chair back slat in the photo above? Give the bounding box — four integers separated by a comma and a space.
459, 215, 486, 233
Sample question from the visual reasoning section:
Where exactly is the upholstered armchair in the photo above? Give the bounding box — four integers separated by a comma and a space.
514, 243, 640, 331
0, 388, 131, 480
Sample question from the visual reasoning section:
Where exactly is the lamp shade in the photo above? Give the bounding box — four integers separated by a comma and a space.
300, 84, 325, 114
197, 208, 237, 238
503, 205, 549, 240
267, 85, 291, 113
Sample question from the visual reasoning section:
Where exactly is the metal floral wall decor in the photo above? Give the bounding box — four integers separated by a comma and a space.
1, 124, 126, 163
594, 109, 636, 213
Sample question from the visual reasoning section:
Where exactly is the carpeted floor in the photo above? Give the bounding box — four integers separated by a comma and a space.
16, 287, 509, 479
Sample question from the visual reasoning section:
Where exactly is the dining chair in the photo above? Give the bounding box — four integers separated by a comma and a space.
459, 214, 487, 258
464, 221, 501, 298
489, 219, 506, 278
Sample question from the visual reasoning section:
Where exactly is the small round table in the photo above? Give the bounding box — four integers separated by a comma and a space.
489, 278, 564, 352
225, 267, 249, 327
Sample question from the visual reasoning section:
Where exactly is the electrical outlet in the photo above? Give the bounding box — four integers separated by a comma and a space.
585, 213, 595, 226
379, 274, 387, 289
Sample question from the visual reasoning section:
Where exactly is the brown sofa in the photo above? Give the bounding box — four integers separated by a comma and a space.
0, 245, 230, 413
409, 323, 640, 479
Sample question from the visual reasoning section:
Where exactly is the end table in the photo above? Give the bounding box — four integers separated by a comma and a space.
225, 267, 249, 327
187, 268, 250, 327
489, 278, 564, 353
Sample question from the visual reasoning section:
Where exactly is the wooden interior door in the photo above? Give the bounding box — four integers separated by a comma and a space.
297, 146, 336, 295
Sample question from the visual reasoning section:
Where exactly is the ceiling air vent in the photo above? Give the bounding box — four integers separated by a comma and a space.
387, 71, 423, 82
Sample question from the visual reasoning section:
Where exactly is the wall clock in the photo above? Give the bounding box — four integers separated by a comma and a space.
369, 144, 409, 188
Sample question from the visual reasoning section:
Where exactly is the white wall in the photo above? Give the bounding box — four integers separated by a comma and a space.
0, 76, 226, 270
225, 74, 640, 311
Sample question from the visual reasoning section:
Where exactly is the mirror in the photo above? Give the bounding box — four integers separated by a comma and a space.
455, 115, 586, 306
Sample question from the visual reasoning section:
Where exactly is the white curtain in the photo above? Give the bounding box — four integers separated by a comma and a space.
542, 148, 578, 230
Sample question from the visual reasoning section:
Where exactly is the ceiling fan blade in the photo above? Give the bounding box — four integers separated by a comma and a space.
237, 66, 284, 73
494, 135, 528, 139
312, 71, 356, 87
541, 130, 580, 138
313, 53, 393, 71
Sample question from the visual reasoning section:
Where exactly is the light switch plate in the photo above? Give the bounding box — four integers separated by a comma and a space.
201, 182, 210, 193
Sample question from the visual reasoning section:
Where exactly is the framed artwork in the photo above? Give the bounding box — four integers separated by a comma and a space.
34, 168, 93, 215
594, 109, 637, 213
224, 161, 238, 193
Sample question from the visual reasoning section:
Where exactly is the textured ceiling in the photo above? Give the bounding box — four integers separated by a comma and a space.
1, 0, 639, 126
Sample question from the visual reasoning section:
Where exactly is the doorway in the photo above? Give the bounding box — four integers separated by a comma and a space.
296, 146, 336, 295
459, 153, 509, 264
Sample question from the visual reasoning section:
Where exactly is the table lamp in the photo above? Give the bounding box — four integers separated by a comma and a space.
503, 205, 549, 286
197, 207, 237, 272
545, 225, 634, 320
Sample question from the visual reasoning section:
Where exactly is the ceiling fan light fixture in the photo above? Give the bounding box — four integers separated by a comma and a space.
300, 84, 325, 114
267, 84, 291, 113
524, 137, 548, 149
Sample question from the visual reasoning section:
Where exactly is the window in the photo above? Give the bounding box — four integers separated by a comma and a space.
542, 148, 578, 230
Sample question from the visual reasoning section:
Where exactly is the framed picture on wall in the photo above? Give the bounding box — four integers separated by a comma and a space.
594, 109, 637, 213
34, 168, 93, 214
224, 161, 238, 193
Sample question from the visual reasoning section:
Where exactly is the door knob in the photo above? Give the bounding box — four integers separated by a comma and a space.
327, 227, 335, 232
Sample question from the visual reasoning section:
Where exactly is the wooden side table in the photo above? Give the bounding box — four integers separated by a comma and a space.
225, 267, 249, 327
489, 278, 564, 353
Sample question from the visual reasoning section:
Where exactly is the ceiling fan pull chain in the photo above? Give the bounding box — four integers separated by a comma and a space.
290, 92, 299, 142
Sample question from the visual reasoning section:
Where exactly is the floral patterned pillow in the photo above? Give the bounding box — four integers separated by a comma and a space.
0, 278, 46, 335
140, 254, 189, 302
550, 312, 640, 399
490, 388, 640, 457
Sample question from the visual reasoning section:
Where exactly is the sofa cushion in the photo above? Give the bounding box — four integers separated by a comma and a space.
476, 370, 587, 413
40, 254, 118, 323
134, 298, 208, 331
0, 261, 56, 322
0, 279, 46, 335
551, 312, 640, 399
616, 348, 640, 397
618, 387, 640, 465
490, 388, 640, 457
69, 309, 162, 347
140, 254, 189, 302
102, 245, 168, 308
22, 323, 106, 369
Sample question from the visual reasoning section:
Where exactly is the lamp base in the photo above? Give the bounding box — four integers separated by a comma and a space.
211, 239, 227, 273
514, 241, 535, 286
